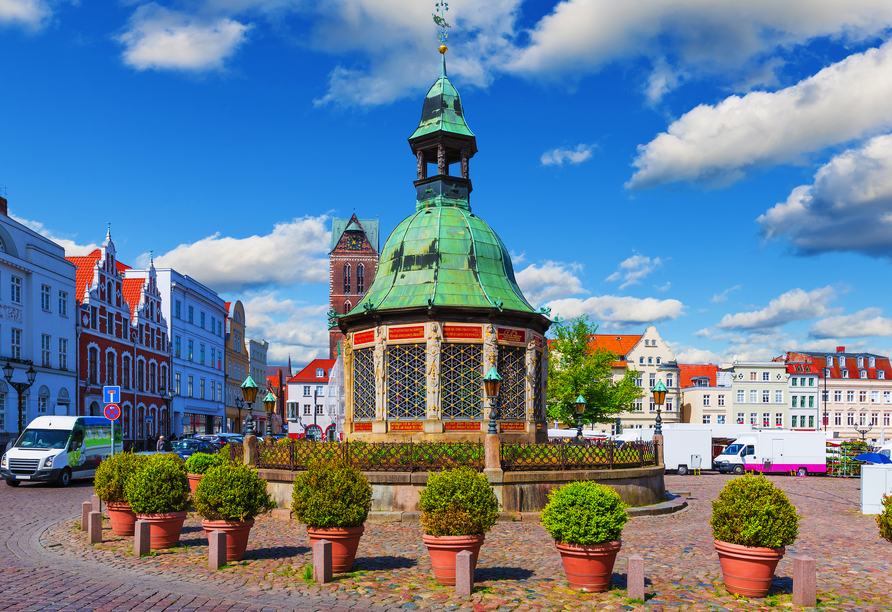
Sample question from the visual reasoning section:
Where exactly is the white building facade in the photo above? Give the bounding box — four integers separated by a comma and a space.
286, 358, 339, 441
0, 197, 77, 444
728, 361, 789, 429
152, 268, 227, 436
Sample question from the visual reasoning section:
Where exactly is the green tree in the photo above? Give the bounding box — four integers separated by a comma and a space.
547, 316, 643, 427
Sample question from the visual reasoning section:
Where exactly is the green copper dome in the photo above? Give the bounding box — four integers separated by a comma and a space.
353, 206, 535, 314
409, 56, 475, 140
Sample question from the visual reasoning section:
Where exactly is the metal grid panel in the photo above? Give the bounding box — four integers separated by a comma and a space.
387, 343, 427, 420
501, 440, 657, 471
534, 352, 543, 420
353, 347, 375, 421
498, 345, 526, 420
441, 343, 483, 420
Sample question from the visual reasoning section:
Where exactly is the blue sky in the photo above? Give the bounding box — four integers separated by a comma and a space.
6, 1, 892, 367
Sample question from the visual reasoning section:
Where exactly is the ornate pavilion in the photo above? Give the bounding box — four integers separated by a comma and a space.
332, 49, 552, 443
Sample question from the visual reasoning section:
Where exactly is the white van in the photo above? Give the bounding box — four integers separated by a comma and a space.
713, 430, 827, 476
1, 416, 122, 487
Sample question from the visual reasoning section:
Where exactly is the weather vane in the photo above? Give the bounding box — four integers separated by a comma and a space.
433, 1, 450, 52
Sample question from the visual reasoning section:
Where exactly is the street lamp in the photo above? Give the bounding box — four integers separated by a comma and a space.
483, 367, 502, 435
4, 362, 37, 436
158, 385, 172, 437
240, 376, 259, 436
854, 422, 873, 443
262, 391, 277, 437
652, 380, 667, 435
235, 396, 245, 434
574, 395, 586, 442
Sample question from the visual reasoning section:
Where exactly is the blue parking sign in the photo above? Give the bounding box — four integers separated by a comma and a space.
103, 386, 121, 404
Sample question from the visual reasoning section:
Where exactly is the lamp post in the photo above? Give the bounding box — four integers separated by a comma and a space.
483, 367, 502, 435
240, 376, 259, 436
262, 391, 277, 437
854, 422, 873, 443
158, 385, 172, 437
4, 362, 37, 437
651, 380, 667, 435
234, 396, 245, 434
574, 395, 586, 442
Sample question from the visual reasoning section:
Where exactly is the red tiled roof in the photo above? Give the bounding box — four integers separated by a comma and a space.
679, 364, 719, 388
289, 359, 337, 383
787, 352, 892, 380
786, 363, 818, 374
588, 334, 643, 357
115, 261, 131, 273
66, 250, 102, 299
122, 277, 144, 320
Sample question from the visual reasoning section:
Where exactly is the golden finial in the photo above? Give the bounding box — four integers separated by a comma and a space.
439, 45, 448, 54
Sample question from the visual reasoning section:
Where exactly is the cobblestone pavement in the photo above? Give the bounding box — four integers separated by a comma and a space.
5, 474, 892, 611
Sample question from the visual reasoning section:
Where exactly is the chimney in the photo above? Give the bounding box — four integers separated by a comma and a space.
836, 346, 845, 353
0, 196, 7, 216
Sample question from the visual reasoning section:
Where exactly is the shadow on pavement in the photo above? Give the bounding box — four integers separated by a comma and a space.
353, 555, 417, 570
476, 566, 535, 581
246, 545, 311, 559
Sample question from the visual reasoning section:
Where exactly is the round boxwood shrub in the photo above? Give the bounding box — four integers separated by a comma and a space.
877, 494, 892, 543
94, 452, 149, 503
194, 463, 274, 521
125, 453, 190, 515
710, 474, 801, 549
291, 460, 372, 528
541, 481, 628, 545
419, 467, 499, 537
185, 452, 228, 475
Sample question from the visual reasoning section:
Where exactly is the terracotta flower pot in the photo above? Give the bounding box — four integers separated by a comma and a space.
306, 526, 365, 572
202, 519, 255, 561
136, 511, 188, 550
422, 534, 485, 586
187, 474, 203, 496
105, 501, 138, 536
714, 539, 785, 597
555, 540, 621, 592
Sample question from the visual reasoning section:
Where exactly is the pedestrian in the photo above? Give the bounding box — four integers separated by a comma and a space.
156, 435, 165, 453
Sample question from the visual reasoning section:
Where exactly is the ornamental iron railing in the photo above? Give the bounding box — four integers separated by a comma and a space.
500, 439, 657, 471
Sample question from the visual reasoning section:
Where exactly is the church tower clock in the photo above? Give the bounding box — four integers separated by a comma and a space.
329, 214, 379, 358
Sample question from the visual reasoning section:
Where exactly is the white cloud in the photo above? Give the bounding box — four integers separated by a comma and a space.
759, 133, 892, 257
239, 291, 329, 363
654, 282, 671, 292
605, 253, 662, 289
674, 346, 721, 364
711, 285, 741, 303
540, 144, 594, 166
546, 295, 684, 327
9, 213, 101, 256
0, 0, 51, 28
515, 260, 586, 305
714, 286, 837, 332
153, 215, 329, 293
628, 38, 892, 189
117, 4, 252, 72
809, 308, 892, 339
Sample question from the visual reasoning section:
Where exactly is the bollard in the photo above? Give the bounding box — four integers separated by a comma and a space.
81, 502, 92, 531
209, 530, 227, 569
134, 520, 151, 557
455, 550, 474, 598
313, 539, 332, 584
88, 511, 102, 544
628, 555, 645, 601
91, 494, 102, 515
793, 556, 817, 607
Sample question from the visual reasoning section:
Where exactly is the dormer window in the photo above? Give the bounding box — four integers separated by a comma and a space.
880, 371, 886, 380
316, 368, 324, 378
860, 370, 867, 379
869, 357, 876, 368
839, 356, 846, 367
826, 355, 834, 367
824, 368, 831, 377
857, 357, 864, 368
842, 369, 849, 378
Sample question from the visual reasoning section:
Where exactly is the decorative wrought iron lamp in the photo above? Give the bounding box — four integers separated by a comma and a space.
3, 362, 37, 435
483, 367, 502, 435
574, 395, 586, 442
262, 391, 277, 437
240, 376, 259, 436
652, 380, 667, 435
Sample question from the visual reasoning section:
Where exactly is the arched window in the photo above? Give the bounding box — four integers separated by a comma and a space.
149, 407, 157, 437
343, 263, 351, 294
123, 405, 131, 439
137, 360, 145, 391
357, 264, 364, 294
137, 406, 145, 439
89, 348, 98, 384
149, 363, 157, 393
344, 300, 352, 314
106, 352, 116, 386
122, 355, 131, 389
160, 364, 168, 390
107, 281, 113, 304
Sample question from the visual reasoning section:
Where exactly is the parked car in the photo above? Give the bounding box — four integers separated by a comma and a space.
194, 433, 244, 451
169, 439, 218, 461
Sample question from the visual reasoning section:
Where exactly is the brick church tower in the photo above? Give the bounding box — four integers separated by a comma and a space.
330, 215, 379, 357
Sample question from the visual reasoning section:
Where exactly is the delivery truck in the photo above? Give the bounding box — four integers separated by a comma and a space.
1, 416, 122, 487
713, 430, 827, 476
616, 424, 754, 474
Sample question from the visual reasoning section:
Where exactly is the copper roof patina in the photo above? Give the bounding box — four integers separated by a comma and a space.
409, 56, 475, 140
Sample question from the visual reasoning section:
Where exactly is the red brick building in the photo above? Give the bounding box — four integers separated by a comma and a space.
67, 230, 171, 446
329, 215, 379, 357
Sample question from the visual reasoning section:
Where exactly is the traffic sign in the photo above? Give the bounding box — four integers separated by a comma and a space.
104, 403, 121, 420
103, 386, 121, 404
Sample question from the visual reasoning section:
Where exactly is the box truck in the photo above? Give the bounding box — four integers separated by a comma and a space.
616, 424, 754, 474
713, 430, 827, 476
1, 416, 122, 487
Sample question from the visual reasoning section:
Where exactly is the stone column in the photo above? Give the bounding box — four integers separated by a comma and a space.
653, 433, 664, 467
244, 434, 257, 467
417, 151, 427, 180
